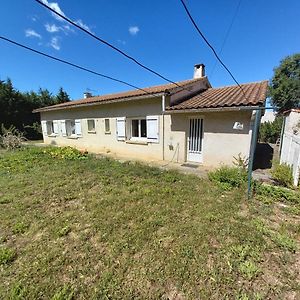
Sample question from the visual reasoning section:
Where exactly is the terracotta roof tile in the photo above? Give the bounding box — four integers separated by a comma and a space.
33, 77, 206, 112
167, 81, 268, 110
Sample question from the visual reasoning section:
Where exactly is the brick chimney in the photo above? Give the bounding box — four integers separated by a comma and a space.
193, 64, 205, 79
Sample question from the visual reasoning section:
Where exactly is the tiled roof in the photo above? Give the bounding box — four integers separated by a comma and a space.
33, 77, 206, 112
167, 81, 268, 111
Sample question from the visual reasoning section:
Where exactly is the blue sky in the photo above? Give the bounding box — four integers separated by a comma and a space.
0, 0, 299, 100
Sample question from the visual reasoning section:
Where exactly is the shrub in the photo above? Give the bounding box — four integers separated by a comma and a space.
259, 117, 283, 143
271, 162, 293, 187
0, 125, 26, 150
233, 153, 249, 170
208, 166, 247, 190
43, 146, 88, 160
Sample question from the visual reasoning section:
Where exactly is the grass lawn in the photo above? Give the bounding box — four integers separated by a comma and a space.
0, 147, 299, 299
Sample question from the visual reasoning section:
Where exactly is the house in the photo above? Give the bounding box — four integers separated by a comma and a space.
33, 65, 268, 167
280, 109, 300, 185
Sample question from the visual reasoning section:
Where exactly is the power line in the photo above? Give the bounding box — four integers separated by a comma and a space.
179, 0, 247, 99
210, 0, 242, 77
34, 0, 192, 93
0, 36, 152, 95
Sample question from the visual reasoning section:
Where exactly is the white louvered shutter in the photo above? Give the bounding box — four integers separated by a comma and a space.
53, 120, 59, 135
61, 120, 67, 136
116, 117, 126, 141
146, 115, 159, 143
41, 121, 47, 136
75, 119, 82, 137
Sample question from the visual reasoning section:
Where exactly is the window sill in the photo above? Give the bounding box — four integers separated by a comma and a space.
126, 139, 148, 145
67, 135, 78, 139
105, 131, 111, 135
47, 133, 57, 137
87, 131, 96, 134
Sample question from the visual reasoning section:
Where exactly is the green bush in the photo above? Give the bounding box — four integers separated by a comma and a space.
259, 117, 283, 143
271, 162, 293, 187
43, 146, 88, 160
208, 166, 247, 190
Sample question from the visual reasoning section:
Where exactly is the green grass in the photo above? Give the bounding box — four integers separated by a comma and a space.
0, 146, 299, 299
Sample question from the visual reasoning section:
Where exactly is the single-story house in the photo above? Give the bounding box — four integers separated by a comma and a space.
33, 64, 268, 167
280, 109, 300, 185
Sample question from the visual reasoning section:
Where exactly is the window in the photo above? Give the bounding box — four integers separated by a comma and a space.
131, 118, 147, 139
87, 119, 96, 133
46, 121, 54, 136
66, 119, 76, 136
105, 119, 110, 133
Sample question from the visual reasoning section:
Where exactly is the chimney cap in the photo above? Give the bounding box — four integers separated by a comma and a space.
194, 63, 205, 68
84, 92, 92, 98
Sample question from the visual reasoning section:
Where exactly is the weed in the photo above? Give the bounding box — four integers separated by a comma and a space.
208, 166, 247, 190
51, 286, 74, 300
57, 225, 71, 237
239, 260, 260, 279
9, 283, 27, 299
43, 146, 88, 160
271, 162, 293, 187
12, 222, 29, 235
271, 232, 297, 252
0, 247, 16, 265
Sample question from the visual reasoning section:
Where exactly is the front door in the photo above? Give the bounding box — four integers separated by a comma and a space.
187, 118, 203, 163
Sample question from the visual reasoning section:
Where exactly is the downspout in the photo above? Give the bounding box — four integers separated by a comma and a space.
162, 94, 166, 161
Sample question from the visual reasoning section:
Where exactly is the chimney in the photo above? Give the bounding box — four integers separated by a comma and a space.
193, 64, 205, 79
84, 92, 92, 99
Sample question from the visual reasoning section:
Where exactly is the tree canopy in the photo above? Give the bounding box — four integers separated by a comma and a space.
0, 78, 70, 139
269, 53, 300, 112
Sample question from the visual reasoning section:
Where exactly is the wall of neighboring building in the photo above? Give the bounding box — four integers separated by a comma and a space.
163, 110, 253, 167
280, 110, 300, 186
40, 100, 254, 167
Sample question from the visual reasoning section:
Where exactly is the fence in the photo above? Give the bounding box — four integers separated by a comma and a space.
280, 132, 300, 186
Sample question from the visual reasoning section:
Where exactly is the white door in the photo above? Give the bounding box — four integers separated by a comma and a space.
187, 118, 203, 163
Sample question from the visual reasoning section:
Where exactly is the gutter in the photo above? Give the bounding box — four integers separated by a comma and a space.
164, 105, 263, 114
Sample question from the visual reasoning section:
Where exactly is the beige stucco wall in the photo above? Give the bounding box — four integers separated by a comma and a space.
163, 111, 253, 166
41, 98, 254, 167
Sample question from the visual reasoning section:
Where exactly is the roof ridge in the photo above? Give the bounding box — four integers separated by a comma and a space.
206, 80, 268, 91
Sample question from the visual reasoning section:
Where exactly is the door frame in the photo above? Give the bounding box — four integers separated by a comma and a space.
186, 116, 204, 163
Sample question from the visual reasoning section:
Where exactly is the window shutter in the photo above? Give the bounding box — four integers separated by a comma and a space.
116, 117, 126, 141
53, 120, 59, 135
75, 119, 82, 137
146, 115, 159, 143
61, 120, 67, 136
41, 121, 47, 135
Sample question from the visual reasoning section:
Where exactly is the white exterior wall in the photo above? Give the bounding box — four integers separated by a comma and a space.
280, 111, 300, 186
40, 98, 254, 167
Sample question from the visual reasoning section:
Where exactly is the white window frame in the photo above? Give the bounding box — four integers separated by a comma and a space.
46, 121, 55, 136
87, 119, 96, 133
129, 117, 147, 142
104, 118, 111, 134
65, 119, 76, 138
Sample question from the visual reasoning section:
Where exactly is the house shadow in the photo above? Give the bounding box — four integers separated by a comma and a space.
253, 143, 274, 170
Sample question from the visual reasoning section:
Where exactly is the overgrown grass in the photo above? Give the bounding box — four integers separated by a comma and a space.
0, 146, 299, 299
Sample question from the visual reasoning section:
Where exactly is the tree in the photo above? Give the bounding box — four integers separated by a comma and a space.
55, 87, 70, 104
269, 53, 300, 112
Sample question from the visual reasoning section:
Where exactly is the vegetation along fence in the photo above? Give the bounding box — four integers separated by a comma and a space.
280, 132, 300, 186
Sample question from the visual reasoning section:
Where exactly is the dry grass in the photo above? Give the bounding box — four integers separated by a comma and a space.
0, 146, 299, 299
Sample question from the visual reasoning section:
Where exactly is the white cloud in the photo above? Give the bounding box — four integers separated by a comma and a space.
74, 19, 93, 34
49, 37, 60, 50
45, 23, 60, 33
129, 26, 139, 35
41, 0, 66, 21
25, 29, 42, 39
117, 39, 126, 45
